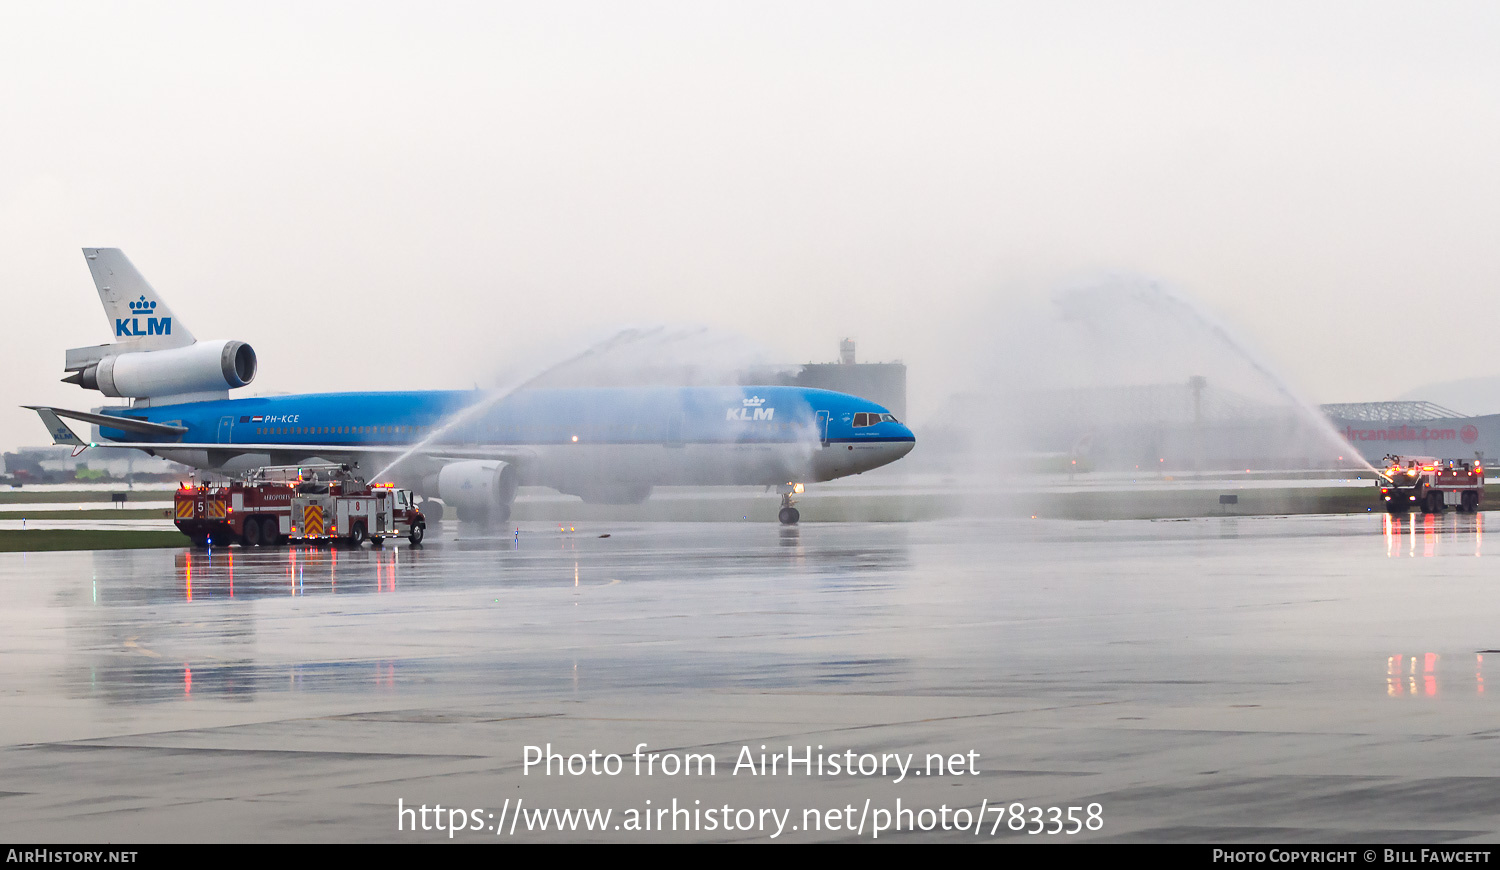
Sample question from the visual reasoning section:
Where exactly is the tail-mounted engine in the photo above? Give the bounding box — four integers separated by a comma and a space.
63, 339, 257, 399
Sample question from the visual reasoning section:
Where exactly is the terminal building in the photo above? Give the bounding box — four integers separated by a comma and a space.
919, 376, 1499, 473
923, 376, 1500, 473
920, 377, 1354, 472
1319, 401, 1496, 465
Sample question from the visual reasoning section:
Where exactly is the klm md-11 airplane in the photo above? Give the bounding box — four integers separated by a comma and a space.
27, 249, 915, 525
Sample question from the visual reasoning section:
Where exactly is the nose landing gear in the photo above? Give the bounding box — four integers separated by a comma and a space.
778, 483, 803, 525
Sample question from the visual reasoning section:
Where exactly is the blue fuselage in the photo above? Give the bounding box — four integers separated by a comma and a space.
98, 385, 916, 491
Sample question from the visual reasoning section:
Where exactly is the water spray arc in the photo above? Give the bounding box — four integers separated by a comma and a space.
1052, 278, 1376, 475
372, 326, 692, 483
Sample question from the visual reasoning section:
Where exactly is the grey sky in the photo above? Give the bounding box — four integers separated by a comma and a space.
3, 2, 1499, 449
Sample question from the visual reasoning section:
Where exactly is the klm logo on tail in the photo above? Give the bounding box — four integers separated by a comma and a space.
114, 295, 172, 337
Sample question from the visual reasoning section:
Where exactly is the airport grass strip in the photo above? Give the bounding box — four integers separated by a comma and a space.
0, 509, 174, 520
0, 490, 167, 504
0, 529, 190, 552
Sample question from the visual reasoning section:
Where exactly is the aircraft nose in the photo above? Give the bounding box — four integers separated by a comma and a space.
896, 426, 916, 457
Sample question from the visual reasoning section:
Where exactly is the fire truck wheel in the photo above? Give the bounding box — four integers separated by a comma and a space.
243, 519, 262, 547
261, 517, 281, 545
348, 522, 367, 547
409, 523, 425, 545
1464, 492, 1479, 512
1428, 493, 1444, 514
371, 536, 384, 547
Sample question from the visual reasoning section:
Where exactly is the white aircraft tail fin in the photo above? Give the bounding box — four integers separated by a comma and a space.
82, 248, 195, 349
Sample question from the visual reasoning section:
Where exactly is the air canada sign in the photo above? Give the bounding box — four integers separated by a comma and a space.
1341, 424, 1479, 444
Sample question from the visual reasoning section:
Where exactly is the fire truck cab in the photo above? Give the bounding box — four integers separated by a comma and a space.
1379, 454, 1484, 513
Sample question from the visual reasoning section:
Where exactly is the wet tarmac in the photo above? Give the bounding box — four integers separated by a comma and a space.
1, 512, 1498, 842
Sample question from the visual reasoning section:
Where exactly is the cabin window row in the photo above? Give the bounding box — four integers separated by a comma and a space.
250, 420, 811, 438
254, 425, 431, 436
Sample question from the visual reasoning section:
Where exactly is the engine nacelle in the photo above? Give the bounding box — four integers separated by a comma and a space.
427, 460, 518, 521
76, 340, 257, 398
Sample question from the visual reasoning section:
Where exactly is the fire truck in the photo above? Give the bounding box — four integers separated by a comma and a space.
174, 464, 426, 547
1379, 454, 1485, 513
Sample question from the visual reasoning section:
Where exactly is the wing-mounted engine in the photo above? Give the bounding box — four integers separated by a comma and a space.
424, 460, 519, 524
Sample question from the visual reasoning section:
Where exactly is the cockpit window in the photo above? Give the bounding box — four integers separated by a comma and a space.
880, 414, 899, 423
853, 413, 871, 428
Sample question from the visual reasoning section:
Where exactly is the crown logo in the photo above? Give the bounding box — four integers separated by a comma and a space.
743, 396, 766, 407
128, 295, 157, 314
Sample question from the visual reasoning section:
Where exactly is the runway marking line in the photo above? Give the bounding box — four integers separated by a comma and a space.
122, 637, 161, 658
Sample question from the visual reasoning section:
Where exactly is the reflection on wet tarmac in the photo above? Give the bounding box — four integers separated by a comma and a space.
1387, 653, 1441, 697
12, 516, 1500, 841
1382, 511, 1482, 557
49, 526, 914, 707
176, 547, 407, 599
1381, 653, 1500, 698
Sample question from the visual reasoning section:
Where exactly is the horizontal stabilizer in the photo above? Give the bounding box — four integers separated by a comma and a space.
22, 405, 188, 438
31, 407, 86, 448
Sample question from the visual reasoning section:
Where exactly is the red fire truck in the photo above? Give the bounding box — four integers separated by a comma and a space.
174, 465, 426, 547
1379, 454, 1485, 513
